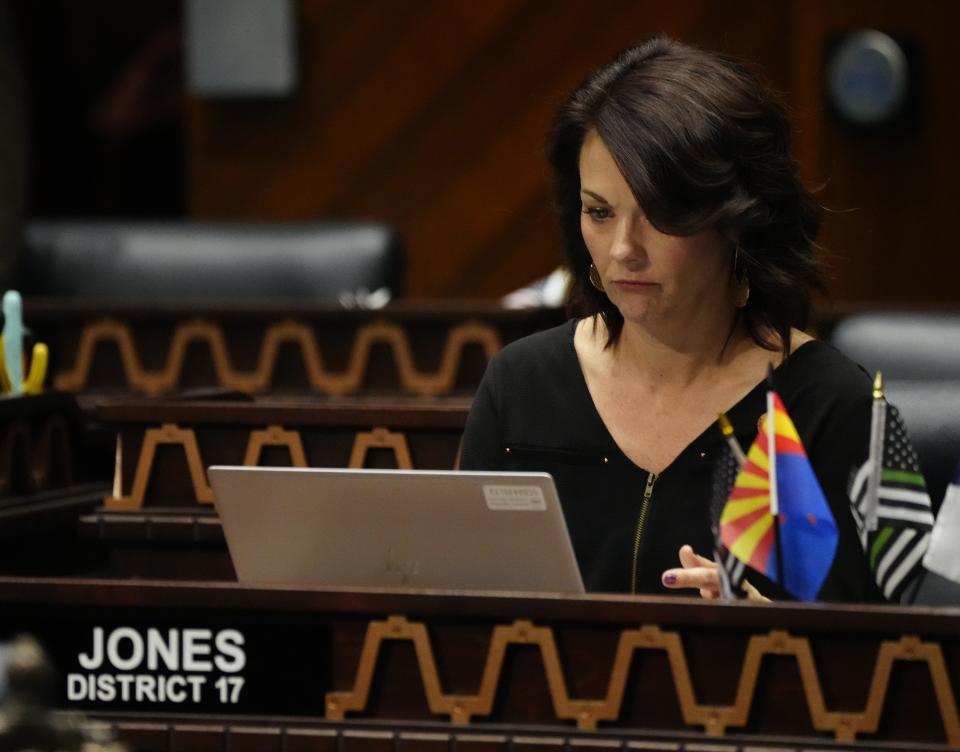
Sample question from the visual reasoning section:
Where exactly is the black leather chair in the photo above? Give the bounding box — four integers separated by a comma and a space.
880, 381, 960, 507
18, 221, 404, 302
829, 311, 960, 380
829, 312, 960, 506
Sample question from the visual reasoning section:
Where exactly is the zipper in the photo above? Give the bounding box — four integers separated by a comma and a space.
631, 472, 657, 594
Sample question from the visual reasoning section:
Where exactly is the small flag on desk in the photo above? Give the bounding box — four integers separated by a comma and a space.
847, 374, 934, 602
923, 460, 960, 584
709, 440, 747, 598
720, 391, 839, 601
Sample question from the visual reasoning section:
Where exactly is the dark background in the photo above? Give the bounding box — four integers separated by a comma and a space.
8, 0, 959, 302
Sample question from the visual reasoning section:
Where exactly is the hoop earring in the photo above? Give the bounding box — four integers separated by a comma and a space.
733, 246, 749, 308
588, 263, 605, 292
734, 277, 750, 308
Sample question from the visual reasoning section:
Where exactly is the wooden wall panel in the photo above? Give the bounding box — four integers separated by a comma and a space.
799, 1, 960, 304
185, 0, 958, 303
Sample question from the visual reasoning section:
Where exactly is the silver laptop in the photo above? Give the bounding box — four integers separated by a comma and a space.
209, 466, 585, 594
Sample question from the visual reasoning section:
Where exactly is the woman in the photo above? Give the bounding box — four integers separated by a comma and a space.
460, 37, 887, 601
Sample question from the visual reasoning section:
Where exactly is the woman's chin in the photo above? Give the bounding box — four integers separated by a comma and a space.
616, 303, 659, 326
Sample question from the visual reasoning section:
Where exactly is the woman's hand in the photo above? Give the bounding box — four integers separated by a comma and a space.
661, 545, 721, 599
661, 545, 770, 601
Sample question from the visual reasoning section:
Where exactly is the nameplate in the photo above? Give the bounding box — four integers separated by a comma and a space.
6, 607, 331, 715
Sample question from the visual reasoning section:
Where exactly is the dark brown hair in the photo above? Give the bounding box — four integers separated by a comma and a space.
548, 36, 824, 352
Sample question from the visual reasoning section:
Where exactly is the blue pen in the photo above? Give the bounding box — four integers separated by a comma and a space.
3, 290, 23, 393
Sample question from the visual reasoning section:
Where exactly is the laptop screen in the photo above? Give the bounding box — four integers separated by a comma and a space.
210, 466, 585, 594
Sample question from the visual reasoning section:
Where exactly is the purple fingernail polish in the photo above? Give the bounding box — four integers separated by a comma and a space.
663, 573, 677, 585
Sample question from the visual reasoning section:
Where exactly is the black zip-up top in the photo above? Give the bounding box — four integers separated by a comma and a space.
460, 319, 885, 602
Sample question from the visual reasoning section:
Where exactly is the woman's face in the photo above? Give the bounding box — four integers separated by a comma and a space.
578, 130, 733, 329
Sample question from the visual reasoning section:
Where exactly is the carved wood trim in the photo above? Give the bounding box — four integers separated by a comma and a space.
243, 425, 308, 467
840, 635, 960, 743
105, 423, 213, 509
327, 617, 960, 746
106, 425, 428, 509
112, 435, 123, 500
348, 427, 413, 469
53, 318, 146, 393
53, 317, 502, 396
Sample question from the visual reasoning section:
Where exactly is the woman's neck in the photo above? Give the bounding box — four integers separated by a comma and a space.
596, 312, 754, 390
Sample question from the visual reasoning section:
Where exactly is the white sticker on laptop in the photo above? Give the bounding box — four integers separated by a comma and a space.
483, 485, 546, 511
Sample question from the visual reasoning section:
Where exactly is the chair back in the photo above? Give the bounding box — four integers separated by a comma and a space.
830, 311, 960, 506
19, 221, 404, 302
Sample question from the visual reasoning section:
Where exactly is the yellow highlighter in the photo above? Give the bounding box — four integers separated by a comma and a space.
0, 335, 9, 393
24, 342, 49, 395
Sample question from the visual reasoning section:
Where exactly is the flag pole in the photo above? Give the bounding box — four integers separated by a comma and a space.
715, 411, 747, 600
766, 365, 785, 590
865, 372, 886, 532
718, 412, 747, 468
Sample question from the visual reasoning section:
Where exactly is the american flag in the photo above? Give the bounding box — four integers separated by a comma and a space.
848, 402, 935, 602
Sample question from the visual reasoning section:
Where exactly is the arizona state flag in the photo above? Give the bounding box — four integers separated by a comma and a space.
720, 392, 839, 601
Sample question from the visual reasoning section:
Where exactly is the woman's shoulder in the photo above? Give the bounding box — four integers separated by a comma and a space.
477, 319, 584, 403
489, 319, 578, 371
481, 321, 583, 406
783, 339, 872, 390
777, 339, 874, 418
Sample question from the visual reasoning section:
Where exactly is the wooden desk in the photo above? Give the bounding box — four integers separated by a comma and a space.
20, 301, 523, 575
24, 301, 563, 400
1, 578, 958, 751
0, 393, 109, 576
81, 398, 470, 579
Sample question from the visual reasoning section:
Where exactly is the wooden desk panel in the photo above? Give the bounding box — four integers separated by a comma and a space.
81, 398, 470, 579
0, 392, 111, 577
98, 398, 470, 509
0, 392, 86, 496
24, 302, 563, 399
1, 578, 958, 750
